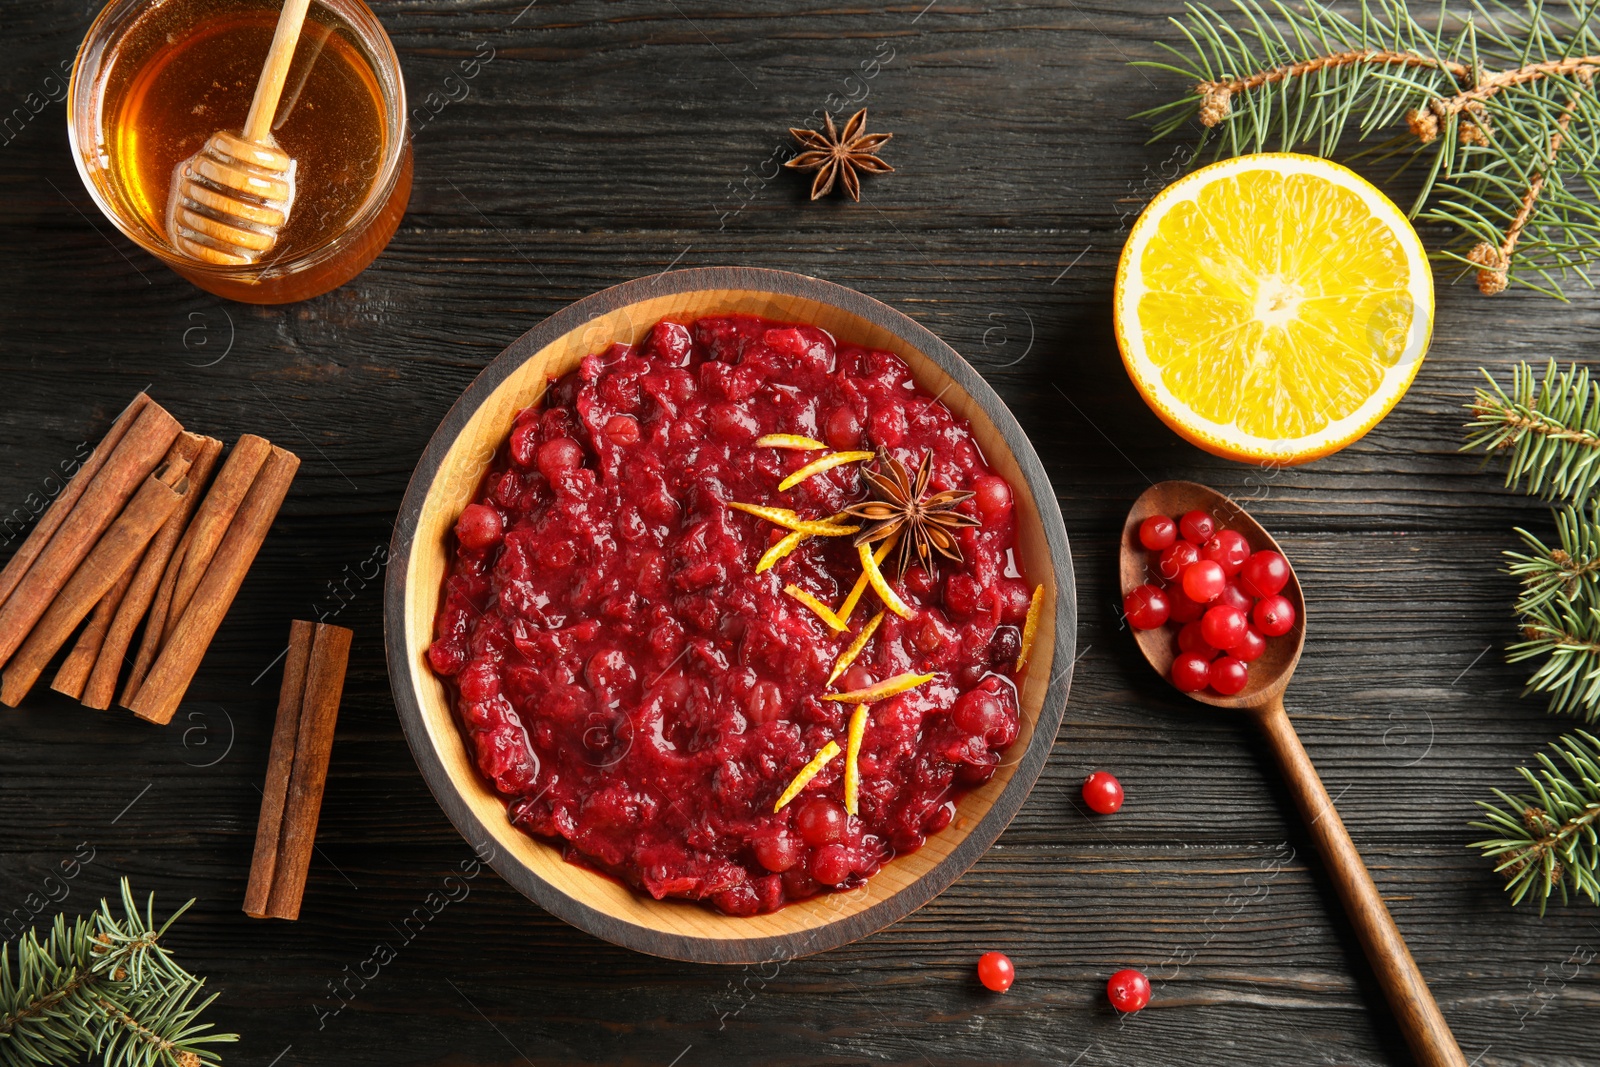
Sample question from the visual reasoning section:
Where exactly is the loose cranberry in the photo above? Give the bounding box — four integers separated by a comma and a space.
1081, 770, 1124, 814
977, 951, 1015, 992
537, 437, 584, 481
1123, 584, 1169, 630
1156, 540, 1200, 581
753, 828, 803, 872
825, 406, 862, 449
796, 798, 848, 846
1171, 652, 1211, 692
1216, 581, 1254, 615
1181, 560, 1226, 603
1201, 529, 1251, 576
1179, 510, 1215, 544
1107, 968, 1151, 1012
1233, 626, 1267, 662
1209, 655, 1249, 695
1176, 621, 1216, 659
605, 414, 641, 447
455, 504, 503, 550
973, 475, 1013, 523
1166, 587, 1205, 624
1240, 550, 1290, 598
1138, 515, 1177, 551
810, 844, 851, 886
1199, 604, 1248, 650
1254, 595, 1296, 637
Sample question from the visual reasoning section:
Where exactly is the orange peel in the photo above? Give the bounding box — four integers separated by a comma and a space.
774, 740, 841, 811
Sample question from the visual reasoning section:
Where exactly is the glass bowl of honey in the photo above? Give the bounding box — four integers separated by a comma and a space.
70, 0, 411, 304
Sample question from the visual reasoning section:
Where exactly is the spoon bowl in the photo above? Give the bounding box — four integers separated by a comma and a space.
1120, 480, 1303, 708
1119, 480, 1466, 1067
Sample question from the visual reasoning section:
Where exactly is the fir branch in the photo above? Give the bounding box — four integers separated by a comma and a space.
1506, 505, 1600, 613
0, 879, 236, 1067
1138, 0, 1600, 296
1470, 729, 1600, 913
1507, 595, 1600, 719
1463, 360, 1600, 502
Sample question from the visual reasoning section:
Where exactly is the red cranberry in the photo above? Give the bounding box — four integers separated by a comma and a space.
752, 828, 803, 872
1240, 550, 1290, 598
972, 475, 1013, 523
953, 689, 1007, 741
458, 661, 501, 702
1171, 652, 1211, 692
1178, 510, 1215, 544
1123, 584, 1169, 630
1176, 621, 1216, 659
796, 798, 848, 846
1233, 627, 1267, 662
1216, 581, 1254, 615
1139, 514, 1177, 551
987, 625, 1021, 668
605, 414, 641, 446
537, 437, 584, 481
710, 403, 759, 441
1107, 968, 1151, 1012
647, 320, 694, 365
810, 844, 851, 886
1201, 529, 1251, 576
745, 679, 785, 724
455, 504, 503, 550
1209, 655, 1249, 695
1253, 595, 1296, 637
977, 951, 1015, 992
1156, 540, 1199, 581
1181, 560, 1226, 603
1199, 604, 1248, 650
870, 406, 907, 448
1166, 587, 1205, 624
825, 406, 862, 449
509, 420, 540, 468
1082, 770, 1124, 814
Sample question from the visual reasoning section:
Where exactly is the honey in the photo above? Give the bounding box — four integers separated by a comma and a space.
71, 0, 410, 302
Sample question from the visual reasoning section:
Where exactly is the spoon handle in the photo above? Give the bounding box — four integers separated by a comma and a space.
1255, 696, 1466, 1067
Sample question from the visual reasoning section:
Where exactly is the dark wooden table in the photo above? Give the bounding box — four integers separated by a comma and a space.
2, 2, 1595, 1064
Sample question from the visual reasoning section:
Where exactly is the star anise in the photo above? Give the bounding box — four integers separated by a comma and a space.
842, 450, 979, 575
784, 108, 894, 202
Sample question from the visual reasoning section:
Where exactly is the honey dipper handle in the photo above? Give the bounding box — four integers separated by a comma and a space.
1254, 696, 1467, 1067
242, 0, 314, 144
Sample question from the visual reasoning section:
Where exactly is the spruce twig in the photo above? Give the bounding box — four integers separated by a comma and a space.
1505, 505, 1600, 613
1137, 0, 1600, 297
1470, 729, 1600, 912
0, 879, 236, 1067
1463, 360, 1600, 503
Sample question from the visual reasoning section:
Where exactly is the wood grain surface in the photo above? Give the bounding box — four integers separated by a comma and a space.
0, 2, 1594, 1065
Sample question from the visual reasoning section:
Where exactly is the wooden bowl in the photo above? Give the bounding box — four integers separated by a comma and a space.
385, 267, 1076, 963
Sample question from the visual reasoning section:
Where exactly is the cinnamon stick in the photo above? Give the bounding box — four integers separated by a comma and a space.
53, 432, 212, 702
128, 445, 299, 724
0, 464, 189, 706
122, 434, 271, 699
244, 619, 315, 918
80, 434, 223, 710
0, 401, 181, 671
0, 391, 151, 611
244, 620, 351, 920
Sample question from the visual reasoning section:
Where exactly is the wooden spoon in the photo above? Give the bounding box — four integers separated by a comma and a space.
165, 0, 310, 266
1121, 480, 1466, 1067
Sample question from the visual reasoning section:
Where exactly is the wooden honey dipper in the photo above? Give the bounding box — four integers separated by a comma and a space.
166, 0, 311, 265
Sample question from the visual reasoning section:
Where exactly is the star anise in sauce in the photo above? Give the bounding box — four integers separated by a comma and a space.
784, 108, 894, 202
843, 450, 979, 575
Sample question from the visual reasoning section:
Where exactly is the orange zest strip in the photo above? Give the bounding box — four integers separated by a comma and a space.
784, 584, 848, 632
858, 541, 912, 619
757, 530, 807, 573
778, 450, 876, 493
844, 705, 868, 816
774, 740, 841, 811
1017, 583, 1045, 672
727, 501, 859, 536
824, 671, 936, 704
836, 537, 894, 624
756, 434, 827, 451
828, 610, 885, 685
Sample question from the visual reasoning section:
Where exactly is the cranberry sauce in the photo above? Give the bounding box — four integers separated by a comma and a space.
428, 315, 1034, 915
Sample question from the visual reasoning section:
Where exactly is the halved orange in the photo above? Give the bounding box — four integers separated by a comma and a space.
1114, 153, 1433, 465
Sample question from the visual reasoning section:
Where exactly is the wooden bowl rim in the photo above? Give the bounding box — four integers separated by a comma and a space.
384, 266, 1077, 963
